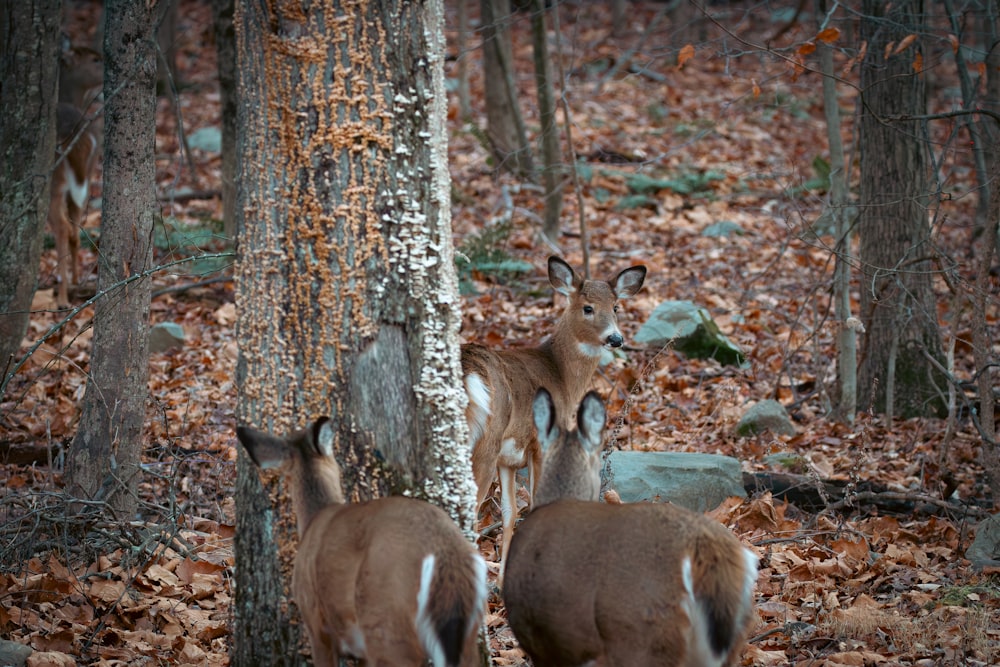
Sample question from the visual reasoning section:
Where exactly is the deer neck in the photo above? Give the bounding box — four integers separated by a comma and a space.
292, 464, 345, 538
546, 321, 603, 406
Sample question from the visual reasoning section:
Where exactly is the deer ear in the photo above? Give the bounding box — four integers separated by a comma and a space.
547, 256, 579, 296
311, 417, 335, 457
613, 265, 647, 299
533, 388, 558, 453
577, 391, 606, 454
235, 425, 290, 470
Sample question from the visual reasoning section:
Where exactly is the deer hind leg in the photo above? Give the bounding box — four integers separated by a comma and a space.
496, 462, 518, 587
66, 202, 81, 293
48, 191, 71, 308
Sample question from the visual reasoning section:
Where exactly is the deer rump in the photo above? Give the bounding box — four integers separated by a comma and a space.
293, 496, 484, 667
504, 500, 755, 667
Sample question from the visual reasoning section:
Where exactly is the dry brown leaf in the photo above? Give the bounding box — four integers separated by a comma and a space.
893, 34, 918, 55
817, 27, 840, 43
25, 651, 76, 667
677, 44, 695, 70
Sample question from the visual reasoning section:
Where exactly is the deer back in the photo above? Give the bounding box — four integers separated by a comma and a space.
504, 391, 758, 667
236, 419, 487, 667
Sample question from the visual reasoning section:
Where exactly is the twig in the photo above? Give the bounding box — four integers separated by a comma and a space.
594, 1, 673, 95
0, 253, 234, 397
151, 274, 232, 298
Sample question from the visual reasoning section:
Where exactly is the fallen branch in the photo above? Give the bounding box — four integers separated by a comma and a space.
744, 471, 991, 518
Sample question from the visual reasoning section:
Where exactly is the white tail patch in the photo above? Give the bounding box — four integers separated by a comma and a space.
681, 555, 726, 667
415, 553, 446, 667
66, 134, 97, 208
468, 552, 489, 639
464, 373, 490, 447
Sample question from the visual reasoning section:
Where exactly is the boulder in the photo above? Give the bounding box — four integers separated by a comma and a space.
737, 399, 795, 437
149, 321, 186, 353
604, 450, 746, 512
0, 639, 31, 666
701, 220, 744, 238
635, 300, 745, 366
967, 512, 1000, 570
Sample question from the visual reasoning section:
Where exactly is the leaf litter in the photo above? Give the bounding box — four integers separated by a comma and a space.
2, 1, 998, 665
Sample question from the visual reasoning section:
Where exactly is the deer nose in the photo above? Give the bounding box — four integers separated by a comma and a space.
605, 332, 624, 348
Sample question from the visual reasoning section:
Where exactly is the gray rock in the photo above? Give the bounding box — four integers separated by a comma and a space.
762, 451, 808, 470
0, 639, 31, 666
604, 451, 746, 512
149, 322, 186, 353
187, 126, 222, 153
635, 300, 745, 366
702, 220, 744, 238
737, 399, 795, 437
967, 512, 1000, 570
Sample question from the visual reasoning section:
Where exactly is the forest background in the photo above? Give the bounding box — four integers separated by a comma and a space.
1, 1, 998, 665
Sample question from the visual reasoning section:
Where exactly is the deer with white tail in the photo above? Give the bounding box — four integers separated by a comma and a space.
462, 256, 646, 580
48, 38, 103, 307
235, 417, 487, 667
503, 389, 758, 667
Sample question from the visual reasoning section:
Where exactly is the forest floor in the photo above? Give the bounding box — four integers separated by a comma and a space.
2, 1, 999, 665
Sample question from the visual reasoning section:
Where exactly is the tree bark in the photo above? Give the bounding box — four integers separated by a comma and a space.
857, 0, 946, 419
232, 1, 473, 663
212, 0, 237, 240
817, 0, 856, 423
531, 0, 563, 242
481, 0, 534, 176
972, 8, 1000, 505
65, 0, 158, 517
0, 1, 61, 385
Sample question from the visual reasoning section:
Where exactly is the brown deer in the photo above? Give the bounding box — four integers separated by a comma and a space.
503, 389, 759, 667
462, 255, 646, 578
48, 40, 103, 307
236, 418, 488, 667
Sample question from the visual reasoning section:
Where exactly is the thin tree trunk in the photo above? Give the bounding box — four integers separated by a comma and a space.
857, 0, 946, 419
0, 2, 61, 383
212, 0, 237, 240
457, 0, 472, 120
481, 0, 533, 176
66, 0, 158, 517
531, 0, 563, 242
817, 0, 856, 423
972, 6, 1000, 505
232, 1, 473, 662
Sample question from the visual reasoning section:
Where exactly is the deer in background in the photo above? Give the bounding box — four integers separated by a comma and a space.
48, 39, 103, 307
236, 418, 488, 667
503, 388, 759, 667
462, 255, 646, 579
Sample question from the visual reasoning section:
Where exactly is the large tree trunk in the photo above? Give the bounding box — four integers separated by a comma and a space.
857, 0, 946, 419
65, 0, 158, 516
232, 1, 474, 663
0, 2, 61, 385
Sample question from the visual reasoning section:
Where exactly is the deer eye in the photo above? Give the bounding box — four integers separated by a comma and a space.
583, 305, 594, 315
614, 305, 620, 313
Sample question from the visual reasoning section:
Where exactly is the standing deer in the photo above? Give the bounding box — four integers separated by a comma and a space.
503, 389, 758, 667
462, 255, 646, 578
236, 418, 488, 667
48, 41, 103, 307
